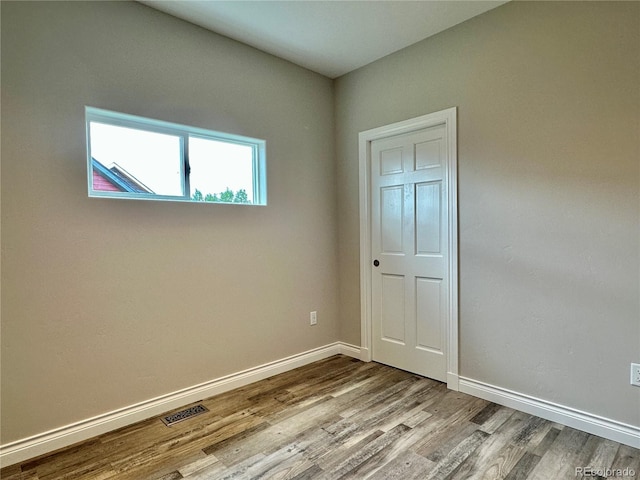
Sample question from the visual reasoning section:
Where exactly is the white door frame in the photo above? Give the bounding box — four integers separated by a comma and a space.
358, 107, 459, 390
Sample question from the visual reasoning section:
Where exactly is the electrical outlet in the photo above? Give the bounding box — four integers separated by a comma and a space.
631, 363, 640, 387
310, 311, 317, 326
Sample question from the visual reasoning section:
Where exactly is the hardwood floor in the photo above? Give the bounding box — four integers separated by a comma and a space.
2, 355, 639, 479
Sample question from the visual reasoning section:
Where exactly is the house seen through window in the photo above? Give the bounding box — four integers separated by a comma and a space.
86, 107, 266, 205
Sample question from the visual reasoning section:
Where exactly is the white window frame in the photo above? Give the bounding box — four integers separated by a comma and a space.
85, 106, 267, 205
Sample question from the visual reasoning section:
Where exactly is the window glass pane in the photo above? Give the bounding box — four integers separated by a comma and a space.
90, 122, 182, 196
189, 137, 254, 204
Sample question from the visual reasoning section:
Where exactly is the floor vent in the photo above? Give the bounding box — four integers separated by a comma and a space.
161, 404, 209, 427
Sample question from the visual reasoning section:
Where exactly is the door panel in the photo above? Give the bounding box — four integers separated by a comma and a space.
380, 186, 404, 253
380, 147, 404, 175
415, 181, 442, 255
371, 125, 448, 381
381, 274, 406, 344
415, 277, 443, 353
415, 138, 442, 170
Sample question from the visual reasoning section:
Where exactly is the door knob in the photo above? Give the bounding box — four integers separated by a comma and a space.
373, 259, 380, 267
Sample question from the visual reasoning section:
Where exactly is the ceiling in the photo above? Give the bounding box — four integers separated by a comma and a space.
140, 1, 508, 78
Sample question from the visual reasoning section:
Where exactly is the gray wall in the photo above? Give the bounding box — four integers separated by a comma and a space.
1, 1, 338, 443
335, 1, 640, 427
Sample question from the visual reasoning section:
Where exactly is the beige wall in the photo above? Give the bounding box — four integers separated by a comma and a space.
1, 1, 338, 443
2, 0, 639, 450
335, 1, 640, 426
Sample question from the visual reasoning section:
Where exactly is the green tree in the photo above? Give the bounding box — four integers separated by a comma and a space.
234, 189, 249, 204
220, 187, 235, 203
192, 189, 203, 201
193, 188, 249, 204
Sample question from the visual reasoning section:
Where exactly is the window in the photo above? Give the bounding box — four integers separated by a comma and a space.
86, 107, 266, 205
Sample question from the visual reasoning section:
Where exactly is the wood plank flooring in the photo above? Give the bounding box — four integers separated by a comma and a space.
2, 355, 639, 479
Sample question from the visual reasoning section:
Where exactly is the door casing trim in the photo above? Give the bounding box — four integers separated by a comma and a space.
358, 108, 459, 390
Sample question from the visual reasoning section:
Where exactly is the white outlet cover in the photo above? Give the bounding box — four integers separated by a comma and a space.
631, 363, 640, 387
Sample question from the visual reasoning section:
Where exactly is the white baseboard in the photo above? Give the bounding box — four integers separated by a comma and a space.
5, 347, 636, 467
337, 342, 362, 358
0, 341, 361, 468
355, 345, 370, 362
446, 372, 460, 391
458, 376, 640, 449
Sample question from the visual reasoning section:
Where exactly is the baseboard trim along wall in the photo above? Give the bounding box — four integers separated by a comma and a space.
3, 344, 638, 467
0, 341, 361, 468
458, 376, 640, 449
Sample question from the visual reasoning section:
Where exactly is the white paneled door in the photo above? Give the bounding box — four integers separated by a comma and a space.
371, 124, 450, 381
